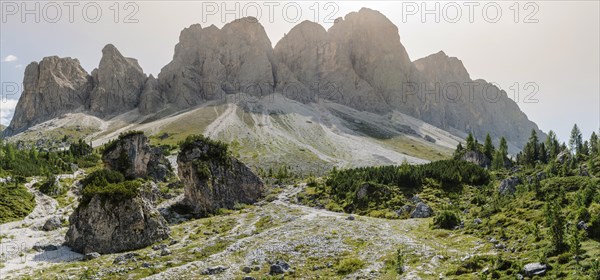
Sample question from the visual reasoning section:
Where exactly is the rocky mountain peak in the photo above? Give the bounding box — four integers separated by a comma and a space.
4, 56, 92, 136
89, 44, 147, 116
414, 51, 471, 83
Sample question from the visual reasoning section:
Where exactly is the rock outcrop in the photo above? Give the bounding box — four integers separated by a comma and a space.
461, 150, 491, 168
4, 56, 93, 135
177, 136, 264, 216
102, 131, 172, 181
158, 18, 276, 108
498, 177, 520, 195
274, 8, 417, 112
65, 194, 170, 254
89, 44, 147, 117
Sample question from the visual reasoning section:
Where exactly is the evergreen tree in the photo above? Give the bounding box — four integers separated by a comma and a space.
491, 150, 505, 170
590, 131, 599, 155
483, 133, 495, 160
581, 140, 590, 156
569, 124, 583, 154
545, 201, 566, 253
539, 142, 547, 164
499, 137, 508, 158
545, 130, 560, 160
453, 142, 465, 160
466, 132, 476, 151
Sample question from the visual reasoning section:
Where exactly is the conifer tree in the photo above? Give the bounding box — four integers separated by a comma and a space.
483, 133, 495, 160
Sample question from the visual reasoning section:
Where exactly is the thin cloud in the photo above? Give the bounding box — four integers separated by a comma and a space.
15, 64, 22, 69
0, 99, 18, 126
3, 55, 18, 62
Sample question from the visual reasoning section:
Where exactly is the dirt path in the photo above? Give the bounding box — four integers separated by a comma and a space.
143, 184, 457, 279
0, 173, 84, 277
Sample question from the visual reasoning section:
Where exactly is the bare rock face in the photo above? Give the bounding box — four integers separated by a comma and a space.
158, 18, 276, 108
65, 194, 170, 254
138, 75, 165, 115
274, 8, 417, 112
461, 150, 491, 168
413, 51, 545, 149
177, 136, 264, 216
89, 44, 147, 117
102, 132, 172, 182
4, 57, 92, 136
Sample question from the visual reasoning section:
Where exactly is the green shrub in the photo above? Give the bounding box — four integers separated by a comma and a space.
433, 210, 461, 230
0, 183, 36, 223
81, 180, 141, 203
179, 134, 229, 163
336, 257, 365, 275
81, 169, 125, 188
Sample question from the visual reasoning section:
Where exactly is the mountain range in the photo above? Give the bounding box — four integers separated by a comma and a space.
2, 8, 543, 155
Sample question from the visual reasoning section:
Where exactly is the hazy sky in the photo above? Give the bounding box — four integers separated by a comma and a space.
1, 1, 598, 143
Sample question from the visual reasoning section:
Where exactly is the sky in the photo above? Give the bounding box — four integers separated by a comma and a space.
1, 1, 598, 143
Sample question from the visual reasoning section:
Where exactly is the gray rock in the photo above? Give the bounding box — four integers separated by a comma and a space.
498, 177, 520, 195
113, 253, 139, 265
3, 56, 93, 136
410, 202, 433, 218
178, 137, 264, 216
270, 264, 285, 275
556, 150, 571, 164
494, 243, 506, 250
102, 132, 173, 182
84, 252, 101, 260
523, 262, 547, 277
201, 265, 228, 275
242, 277, 256, 280
89, 44, 147, 117
346, 215, 355, 221
489, 238, 499, 244
65, 194, 170, 254
33, 244, 58, 251
152, 244, 168, 251
241, 266, 252, 273
159, 18, 276, 109
474, 218, 482, 225
142, 262, 152, 268
577, 221, 588, 230
461, 150, 491, 168
42, 216, 62, 231
160, 248, 172, 256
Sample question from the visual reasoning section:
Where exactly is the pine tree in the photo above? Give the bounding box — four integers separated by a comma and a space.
545, 201, 566, 253
581, 140, 590, 156
466, 132, 476, 151
569, 124, 583, 154
539, 142, 547, 164
590, 131, 599, 155
483, 133, 495, 160
453, 142, 464, 160
545, 130, 560, 160
499, 137, 508, 158
491, 150, 504, 170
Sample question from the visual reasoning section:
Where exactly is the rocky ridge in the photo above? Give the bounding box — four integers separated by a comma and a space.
3, 8, 544, 149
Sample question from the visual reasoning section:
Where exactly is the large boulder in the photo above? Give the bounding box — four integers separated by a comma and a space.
498, 177, 520, 195
522, 263, 547, 277
65, 192, 170, 254
102, 132, 172, 181
410, 202, 433, 218
461, 150, 491, 168
177, 136, 264, 216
